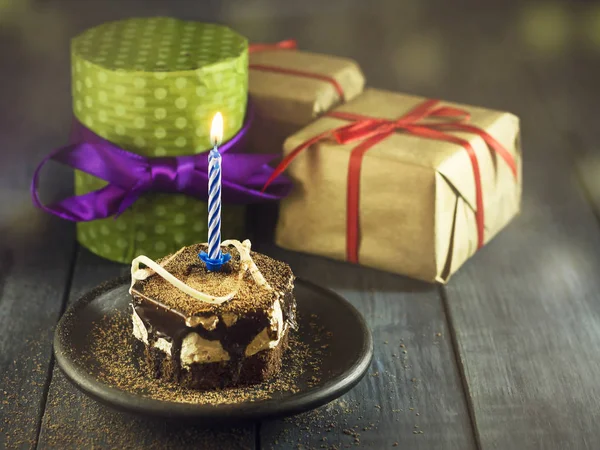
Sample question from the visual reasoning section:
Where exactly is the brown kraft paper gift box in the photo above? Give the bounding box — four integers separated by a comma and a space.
274, 88, 522, 283
248, 46, 365, 154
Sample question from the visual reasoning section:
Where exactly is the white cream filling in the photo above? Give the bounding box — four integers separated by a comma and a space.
131, 306, 148, 344
221, 313, 239, 327
185, 315, 219, 330
245, 298, 285, 357
131, 307, 173, 356
180, 332, 230, 367
153, 338, 172, 355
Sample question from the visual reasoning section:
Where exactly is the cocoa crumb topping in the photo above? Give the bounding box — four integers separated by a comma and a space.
137, 244, 294, 316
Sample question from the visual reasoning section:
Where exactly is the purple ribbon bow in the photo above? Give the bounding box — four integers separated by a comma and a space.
31, 109, 291, 222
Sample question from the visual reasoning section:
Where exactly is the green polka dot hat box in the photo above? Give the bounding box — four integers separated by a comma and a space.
71, 17, 248, 263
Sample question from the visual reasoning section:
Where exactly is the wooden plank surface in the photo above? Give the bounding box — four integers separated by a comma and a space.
0, 191, 75, 450
0, 8, 77, 445
444, 128, 600, 450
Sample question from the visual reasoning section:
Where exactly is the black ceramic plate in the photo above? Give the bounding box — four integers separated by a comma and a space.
54, 277, 373, 422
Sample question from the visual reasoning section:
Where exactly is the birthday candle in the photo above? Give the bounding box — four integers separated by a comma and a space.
208, 112, 223, 260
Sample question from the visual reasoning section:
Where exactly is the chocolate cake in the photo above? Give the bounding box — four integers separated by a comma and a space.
129, 239, 297, 390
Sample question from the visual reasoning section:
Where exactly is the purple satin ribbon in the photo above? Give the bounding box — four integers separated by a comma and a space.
31, 109, 291, 222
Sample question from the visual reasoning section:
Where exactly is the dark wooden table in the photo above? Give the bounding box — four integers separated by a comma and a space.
2, 0, 600, 448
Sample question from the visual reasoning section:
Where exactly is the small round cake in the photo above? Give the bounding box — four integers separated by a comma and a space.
129, 239, 296, 390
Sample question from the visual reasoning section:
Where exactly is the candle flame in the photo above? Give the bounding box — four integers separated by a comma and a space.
210, 112, 223, 146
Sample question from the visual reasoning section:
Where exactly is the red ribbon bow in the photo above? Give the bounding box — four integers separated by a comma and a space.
248, 39, 346, 101
263, 99, 519, 264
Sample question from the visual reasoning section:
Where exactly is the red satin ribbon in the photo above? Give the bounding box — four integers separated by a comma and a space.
262, 99, 518, 263
248, 39, 298, 52
248, 40, 346, 101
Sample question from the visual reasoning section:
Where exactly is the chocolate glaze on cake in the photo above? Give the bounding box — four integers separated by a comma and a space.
130, 243, 296, 389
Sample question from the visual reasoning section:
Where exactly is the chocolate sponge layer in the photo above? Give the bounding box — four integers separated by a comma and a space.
143, 331, 290, 390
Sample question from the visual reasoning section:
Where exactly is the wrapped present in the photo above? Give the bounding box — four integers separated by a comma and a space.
31, 18, 291, 263
270, 89, 521, 283
247, 41, 365, 154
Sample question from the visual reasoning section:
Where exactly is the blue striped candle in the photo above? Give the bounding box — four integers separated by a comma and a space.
207, 143, 222, 259
199, 112, 231, 271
